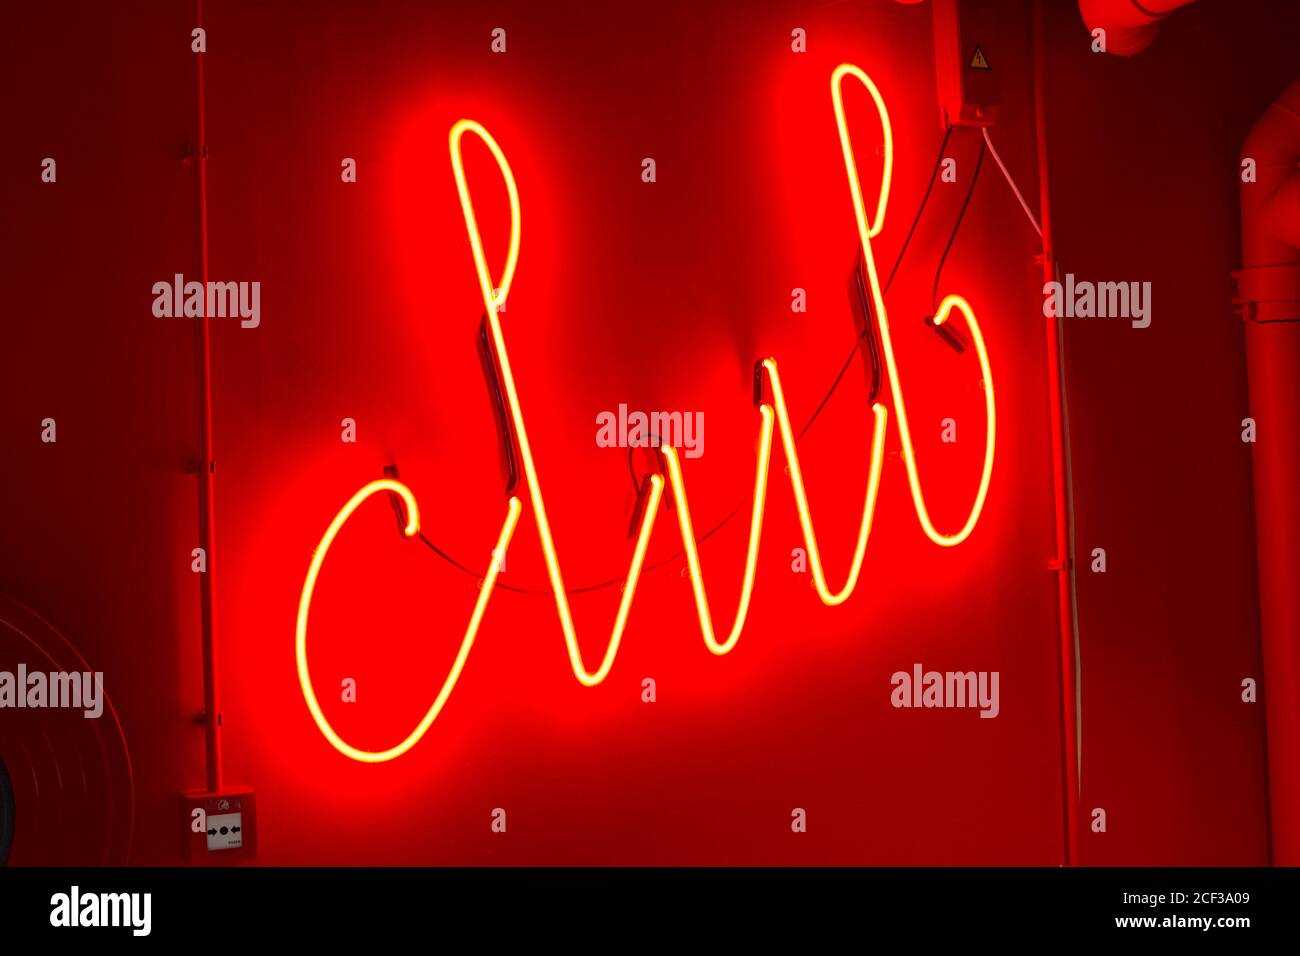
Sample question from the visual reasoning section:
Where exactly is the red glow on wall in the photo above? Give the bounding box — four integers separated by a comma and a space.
297, 64, 998, 763
1, 0, 1286, 868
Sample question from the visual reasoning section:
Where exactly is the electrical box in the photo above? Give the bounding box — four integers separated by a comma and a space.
180, 786, 257, 864
932, 0, 1000, 128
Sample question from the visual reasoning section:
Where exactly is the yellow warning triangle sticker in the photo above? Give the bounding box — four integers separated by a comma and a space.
970, 46, 990, 70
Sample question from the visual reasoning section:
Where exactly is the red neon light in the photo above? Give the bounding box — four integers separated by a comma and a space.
296, 64, 996, 762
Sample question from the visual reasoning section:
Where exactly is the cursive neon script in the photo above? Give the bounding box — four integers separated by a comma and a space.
295, 64, 996, 762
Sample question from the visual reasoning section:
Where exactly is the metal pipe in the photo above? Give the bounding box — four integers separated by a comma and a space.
1238, 76, 1300, 865
192, 0, 222, 794
1077, 0, 1198, 56
1033, 0, 1082, 867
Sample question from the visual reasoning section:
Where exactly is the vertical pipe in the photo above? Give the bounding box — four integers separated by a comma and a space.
1239, 76, 1300, 865
1076, 0, 1199, 57
1243, 318, 1300, 865
192, 0, 222, 793
1033, 0, 1082, 866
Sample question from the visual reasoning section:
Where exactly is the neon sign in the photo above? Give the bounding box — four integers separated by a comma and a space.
296, 63, 996, 762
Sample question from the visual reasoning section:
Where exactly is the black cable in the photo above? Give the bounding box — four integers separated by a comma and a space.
422, 500, 745, 596
932, 139, 986, 312
885, 125, 953, 295
415, 128, 957, 597
796, 326, 870, 443
792, 126, 951, 441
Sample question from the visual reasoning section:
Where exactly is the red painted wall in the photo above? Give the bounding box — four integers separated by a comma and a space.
0, 0, 1290, 865
1042, 0, 1289, 864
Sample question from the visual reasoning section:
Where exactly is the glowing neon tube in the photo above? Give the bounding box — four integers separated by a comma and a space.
295, 480, 521, 762
296, 64, 995, 761
832, 64, 995, 546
